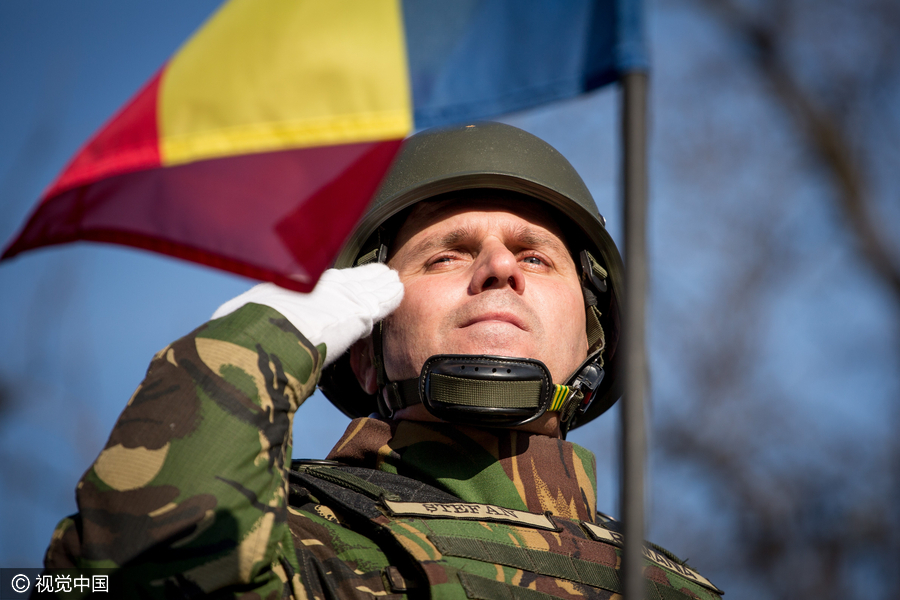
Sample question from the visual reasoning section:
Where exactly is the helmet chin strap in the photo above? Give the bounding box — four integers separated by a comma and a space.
377, 350, 605, 436
365, 246, 608, 438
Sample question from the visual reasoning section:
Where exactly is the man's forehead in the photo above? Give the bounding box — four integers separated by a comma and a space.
393, 192, 570, 250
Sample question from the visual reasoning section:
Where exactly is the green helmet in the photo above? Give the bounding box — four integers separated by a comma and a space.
319, 121, 622, 433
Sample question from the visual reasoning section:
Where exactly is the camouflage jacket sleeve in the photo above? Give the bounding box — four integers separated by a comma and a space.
43, 303, 322, 598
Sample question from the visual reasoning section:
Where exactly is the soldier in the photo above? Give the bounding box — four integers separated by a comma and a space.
41, 122, 722, 599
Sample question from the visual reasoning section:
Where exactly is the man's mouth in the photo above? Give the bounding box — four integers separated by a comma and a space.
460, 312, 528, 331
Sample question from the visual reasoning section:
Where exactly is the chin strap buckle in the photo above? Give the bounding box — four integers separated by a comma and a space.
562, 363, 605, 425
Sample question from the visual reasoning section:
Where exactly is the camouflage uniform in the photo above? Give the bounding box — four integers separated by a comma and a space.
43, 304, 722, 600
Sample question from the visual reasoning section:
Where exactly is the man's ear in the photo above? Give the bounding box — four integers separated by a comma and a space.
349, 336, 378, 395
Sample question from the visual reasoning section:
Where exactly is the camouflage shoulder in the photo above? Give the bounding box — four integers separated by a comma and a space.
588, 512, 725, 599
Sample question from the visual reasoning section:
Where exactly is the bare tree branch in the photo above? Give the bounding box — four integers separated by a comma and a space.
698, 0, 900, 304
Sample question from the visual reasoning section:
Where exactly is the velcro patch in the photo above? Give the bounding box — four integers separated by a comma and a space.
581, 521, 624, 546
581, 522, 722, 594
382, 500, 557, 531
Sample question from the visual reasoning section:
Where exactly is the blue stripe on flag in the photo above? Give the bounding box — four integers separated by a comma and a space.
403, 0, 648, 129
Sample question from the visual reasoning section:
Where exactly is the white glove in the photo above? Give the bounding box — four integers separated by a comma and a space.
212, 263, 404, 367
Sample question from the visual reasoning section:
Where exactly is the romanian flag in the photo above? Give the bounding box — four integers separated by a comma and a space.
2, 0, 646, 292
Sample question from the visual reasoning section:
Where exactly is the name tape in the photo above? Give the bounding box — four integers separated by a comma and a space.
382, 500, 557, 531
581, 522, 722, 594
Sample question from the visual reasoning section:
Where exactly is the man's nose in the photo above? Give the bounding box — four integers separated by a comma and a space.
469, 241, 525, 294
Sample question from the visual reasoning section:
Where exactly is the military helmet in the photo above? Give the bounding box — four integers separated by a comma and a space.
319, 121, 623, 431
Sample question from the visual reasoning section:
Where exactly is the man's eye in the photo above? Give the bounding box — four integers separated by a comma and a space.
522, 256, 544, 265
428, 255, 456, 266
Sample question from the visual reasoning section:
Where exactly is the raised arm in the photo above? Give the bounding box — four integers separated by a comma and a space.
42, 264, 402, 598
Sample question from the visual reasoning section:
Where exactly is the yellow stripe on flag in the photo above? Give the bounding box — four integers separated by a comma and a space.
159, 0, 412, 166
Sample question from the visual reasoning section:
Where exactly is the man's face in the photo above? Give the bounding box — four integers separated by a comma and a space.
383, 195, 588, 386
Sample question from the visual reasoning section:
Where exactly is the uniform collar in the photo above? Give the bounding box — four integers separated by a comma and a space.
326, 417, 598, 522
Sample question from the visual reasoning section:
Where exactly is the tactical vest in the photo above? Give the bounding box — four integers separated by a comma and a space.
288, 461, 723, 600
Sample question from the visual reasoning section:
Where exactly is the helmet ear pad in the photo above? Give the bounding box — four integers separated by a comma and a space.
349, 337, 378, 395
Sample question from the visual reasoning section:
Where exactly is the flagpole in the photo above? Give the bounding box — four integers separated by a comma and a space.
620, 69, 648, 600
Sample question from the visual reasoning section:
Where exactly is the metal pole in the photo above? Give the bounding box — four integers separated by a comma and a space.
620, 69, 648, 600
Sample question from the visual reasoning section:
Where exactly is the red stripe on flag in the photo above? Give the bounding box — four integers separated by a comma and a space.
3, 139, 402, 292
43, 70, 163, 200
